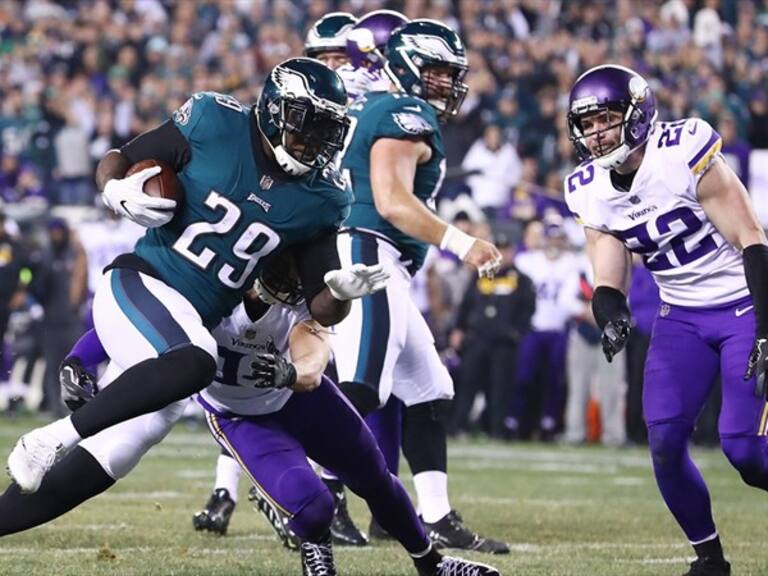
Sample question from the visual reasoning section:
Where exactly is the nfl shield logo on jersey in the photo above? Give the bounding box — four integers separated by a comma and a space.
260, 175, 274, 190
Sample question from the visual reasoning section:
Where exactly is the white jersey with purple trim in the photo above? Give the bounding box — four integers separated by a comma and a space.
199, 302, 310, 416
565, 117, 748, 307
515, 249, 578, 331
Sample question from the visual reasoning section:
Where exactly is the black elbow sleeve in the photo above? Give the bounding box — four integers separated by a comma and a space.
293, 230, 341, 305
120, 120, 191, 171
743, 244, 768, 335
592, 286, 630, 331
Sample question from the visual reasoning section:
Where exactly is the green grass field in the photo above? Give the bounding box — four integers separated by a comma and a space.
0, 415, 766, 576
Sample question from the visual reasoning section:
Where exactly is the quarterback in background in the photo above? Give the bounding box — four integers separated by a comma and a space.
303, 12, 357, 70
565, 64, 768, 576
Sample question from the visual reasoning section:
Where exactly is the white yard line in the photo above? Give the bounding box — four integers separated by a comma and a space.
100, 490, 184, 500
44, 523, 129, 531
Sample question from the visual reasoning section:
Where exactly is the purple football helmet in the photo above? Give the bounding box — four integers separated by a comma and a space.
346, 9, 409, 71
567, 65, 657, 170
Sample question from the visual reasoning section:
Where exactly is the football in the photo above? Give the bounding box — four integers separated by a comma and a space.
125, 159, 183, 204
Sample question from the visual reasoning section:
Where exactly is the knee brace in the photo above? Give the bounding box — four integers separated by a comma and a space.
338, 381, 380, 417
402, 400, 452, 475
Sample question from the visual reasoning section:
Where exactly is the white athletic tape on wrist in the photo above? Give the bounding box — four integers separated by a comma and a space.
440, 225, 476, 260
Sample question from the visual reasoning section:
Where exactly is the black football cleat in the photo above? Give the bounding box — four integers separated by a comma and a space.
416, 554, 500, 576
192, 488, 236, 535
248, 485, 300, 551
300, 533, 337, 576
684, 557, 731, 576
323, 478, 368, 546
59, 357, 98, 412
369, 515, 394, 541
423, 510, 510, 555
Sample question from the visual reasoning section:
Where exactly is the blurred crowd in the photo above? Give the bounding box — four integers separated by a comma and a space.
0, 0, 764, 443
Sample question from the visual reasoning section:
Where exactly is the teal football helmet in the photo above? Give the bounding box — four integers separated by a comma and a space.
257, 58, 350, 176
384, 19, 468, 119
304, 13, 358, 58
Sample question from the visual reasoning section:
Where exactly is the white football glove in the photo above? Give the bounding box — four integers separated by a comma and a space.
102, 166, 177, 228
323, 263, 390, 301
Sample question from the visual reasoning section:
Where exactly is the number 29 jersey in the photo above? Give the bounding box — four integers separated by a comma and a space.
565, 118, 748, 307
134, 92, 352, 328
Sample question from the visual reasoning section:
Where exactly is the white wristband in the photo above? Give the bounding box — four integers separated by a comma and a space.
440, 225, 476, 260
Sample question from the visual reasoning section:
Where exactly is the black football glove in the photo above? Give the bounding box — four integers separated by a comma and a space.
245, 353, 297, 390
59, 358, 98, 412
601, 318, 631, 363
745, 337, 768, 399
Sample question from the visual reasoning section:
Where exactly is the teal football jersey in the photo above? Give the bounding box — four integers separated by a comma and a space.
341, 91, 445, 272
134, 92, 351, 328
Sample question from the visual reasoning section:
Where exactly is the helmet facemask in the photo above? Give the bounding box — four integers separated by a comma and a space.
384, 21, 470, 121
568, 105, 632, 169
304, 12, 357, 69
567, 66, 658, 171
254, 252, 305, 307
265, 95, 350, 176
419, 64, 468, 119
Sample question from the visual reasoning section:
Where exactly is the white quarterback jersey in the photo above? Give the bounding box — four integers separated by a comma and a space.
515, 249, 578, 331
199, 302, 310, 416
565, 118, 748, 307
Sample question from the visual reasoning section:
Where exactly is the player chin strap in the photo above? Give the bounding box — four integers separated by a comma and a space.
594, 142, 632, 170
272, 144, 311, 176
743, 244, 768, 336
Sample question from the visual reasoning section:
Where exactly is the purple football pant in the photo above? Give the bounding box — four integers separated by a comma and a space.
365, 395, 403, 475
68, 328, 108, 374
202, 377, 428, 551
644, 297, 768, 543
508, 329, 567, 432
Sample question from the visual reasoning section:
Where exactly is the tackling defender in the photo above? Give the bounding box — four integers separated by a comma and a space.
7, 58, 384, 494
3, 254, 499, 576
194, 255, 499, 576
330, 19, 509, 554
565, 64, 768, 576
